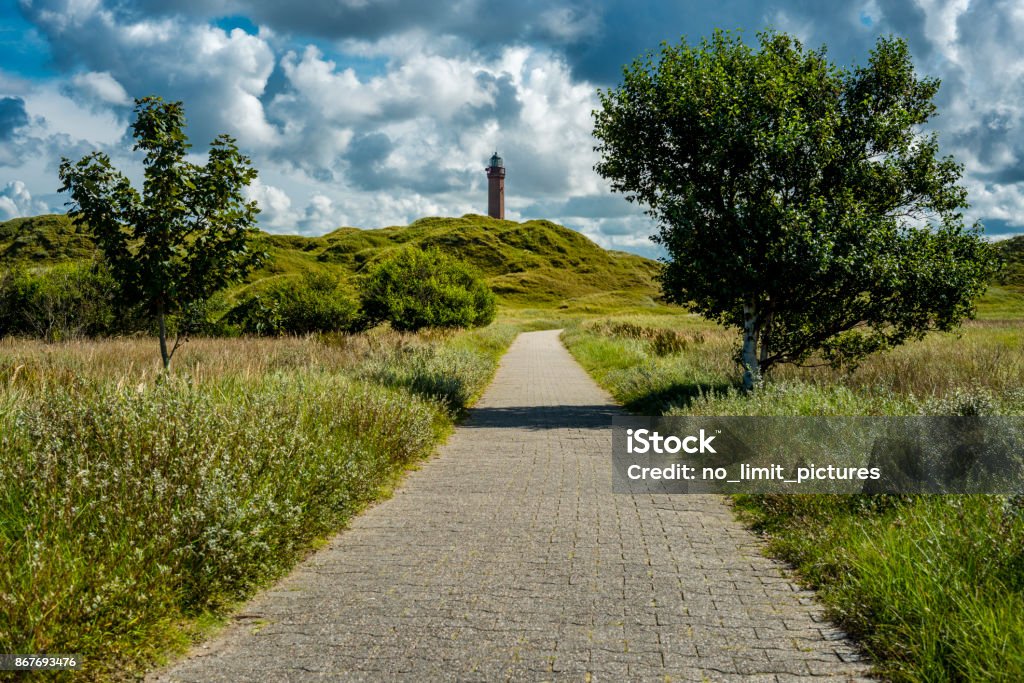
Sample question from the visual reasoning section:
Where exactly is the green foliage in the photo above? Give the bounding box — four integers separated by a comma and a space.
564, 315, 1024, 415
735, 495, 1024, 681
0, 214, 97, 263
228, 272, 359, 336
58, 96, 263, 368
0, 262, 136, 340
594, 30, 1000, 387
350, 324, 518, 409
0, 375, 436, 677
359, 247, 497, 331
995, 235, 1024, 288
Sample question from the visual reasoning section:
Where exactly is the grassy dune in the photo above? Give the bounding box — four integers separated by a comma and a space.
0, 214, 664, 313
562, 299, 1024, 681
0, 326, 515, 680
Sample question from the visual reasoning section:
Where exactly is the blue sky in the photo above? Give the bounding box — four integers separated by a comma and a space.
1, 0, 1023, 256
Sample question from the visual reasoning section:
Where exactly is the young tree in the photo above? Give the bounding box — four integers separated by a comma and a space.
593, 31, 1000, 390
59, 96, 263, 369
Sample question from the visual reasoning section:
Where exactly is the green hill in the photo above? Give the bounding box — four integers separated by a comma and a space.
0, 213, 664, 310
0, 214, 98, 263
8, 212, 1019, 314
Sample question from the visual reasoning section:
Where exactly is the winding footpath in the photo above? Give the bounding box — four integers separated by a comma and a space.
152, 330, 872, 682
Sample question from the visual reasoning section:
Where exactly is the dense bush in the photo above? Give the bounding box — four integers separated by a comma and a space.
0, 262, 131, 340
0, 266, 361, 341
359, 247, 496, 331
227, 272, 359, 335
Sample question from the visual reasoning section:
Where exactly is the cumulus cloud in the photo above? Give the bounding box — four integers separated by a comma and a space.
0, 180, 50, 220
261, 38, 614, 230
7, 0, 1024, 250
299, 194, 336, 233
0, 96, 30, 138
246, 179, 295, 228
21, 0, 278, 148
122, 0, 600, 56
69, 71, 131, 106
829, 0, 1024, 232
535, 6, 601, 42
0, 96, 41, 166
20, 85, 125, 149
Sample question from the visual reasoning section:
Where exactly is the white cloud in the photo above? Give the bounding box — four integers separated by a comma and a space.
14, 0, 1023, 250
964, 178, 1024, 227
23, 1, 279, 148
914, 0, 971, 63
70, 71, 131, 105
0, 70, 34, 96
536, 7, 600, 41
764, 9, 814, 44
22, 84, 125, 145
246, 179, 295, 228
901, 0, 1024, 232
0, 181, 50, 220
299, 193, 336, 233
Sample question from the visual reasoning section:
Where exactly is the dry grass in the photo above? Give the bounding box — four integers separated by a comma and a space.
0, 329, 455, 385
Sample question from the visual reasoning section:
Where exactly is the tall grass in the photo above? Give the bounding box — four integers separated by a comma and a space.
565, 316, 1024, 415
732, 494, 1024, 681
564, 313, 1024, 682
0, 325, 515, 680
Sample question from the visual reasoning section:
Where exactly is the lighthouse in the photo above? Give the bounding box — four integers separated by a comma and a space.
486, 152, 505, 219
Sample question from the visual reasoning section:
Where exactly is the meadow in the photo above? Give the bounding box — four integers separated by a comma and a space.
0, 212, 660, 680
2, 211, 1022, 681
0, 326, 515, 680
561, 294, 1024, 682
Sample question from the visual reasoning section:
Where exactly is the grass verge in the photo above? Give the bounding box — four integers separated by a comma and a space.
0, 325, 516, 681
562, 313, 1024, 682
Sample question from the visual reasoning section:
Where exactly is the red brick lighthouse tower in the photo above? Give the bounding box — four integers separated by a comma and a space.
486, 152, 505, 219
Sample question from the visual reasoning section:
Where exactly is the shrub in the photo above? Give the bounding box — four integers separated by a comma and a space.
0, 262, 132, 340
227, 272, 359, 336
169, 292, 237, 338
358, 247, 496, 331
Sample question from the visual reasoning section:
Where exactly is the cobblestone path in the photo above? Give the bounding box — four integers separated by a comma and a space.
152, 330, 873, 682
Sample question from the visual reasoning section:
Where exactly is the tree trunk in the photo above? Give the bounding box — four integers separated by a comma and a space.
157, 299, 170, 371
741, 300, 760, 391
759, 309, 771, 369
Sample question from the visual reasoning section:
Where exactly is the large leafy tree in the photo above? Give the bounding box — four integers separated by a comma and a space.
59, 96, 262, 369
593, 31, 1000, 389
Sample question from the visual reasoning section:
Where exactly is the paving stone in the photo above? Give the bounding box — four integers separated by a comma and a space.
148, 330, 871, 682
